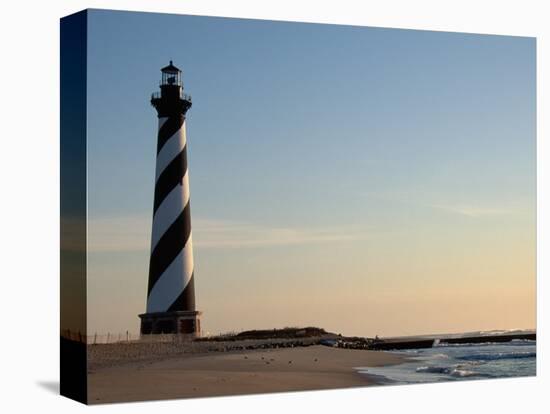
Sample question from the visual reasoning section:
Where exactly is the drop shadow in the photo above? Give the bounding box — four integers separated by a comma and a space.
36, 380, 59, 394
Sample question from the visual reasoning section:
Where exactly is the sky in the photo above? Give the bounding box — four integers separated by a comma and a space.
86, 9, 536, 337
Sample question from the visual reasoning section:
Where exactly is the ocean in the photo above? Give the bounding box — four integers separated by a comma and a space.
357, 339, 536, 384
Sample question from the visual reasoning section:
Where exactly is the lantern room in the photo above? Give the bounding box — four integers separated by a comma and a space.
161, 60, 182, 87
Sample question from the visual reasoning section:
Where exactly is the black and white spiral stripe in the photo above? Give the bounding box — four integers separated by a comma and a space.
147, 114, 195, 313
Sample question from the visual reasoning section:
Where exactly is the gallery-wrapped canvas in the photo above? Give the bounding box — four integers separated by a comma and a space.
60, 9, 536, 405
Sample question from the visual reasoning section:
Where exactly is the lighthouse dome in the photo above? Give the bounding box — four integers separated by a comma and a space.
161, 60, 181, 73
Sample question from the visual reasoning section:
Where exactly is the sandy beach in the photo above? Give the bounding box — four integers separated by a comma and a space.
88, 344, 404, 403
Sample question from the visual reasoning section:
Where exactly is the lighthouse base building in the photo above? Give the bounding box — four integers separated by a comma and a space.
139, 310, 201, 335
139, 61, 202, 337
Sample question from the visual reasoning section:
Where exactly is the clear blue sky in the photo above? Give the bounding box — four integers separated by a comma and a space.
86, 9, 535, 337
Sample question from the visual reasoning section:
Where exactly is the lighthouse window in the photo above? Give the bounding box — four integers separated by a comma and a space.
162, 71, 181, 86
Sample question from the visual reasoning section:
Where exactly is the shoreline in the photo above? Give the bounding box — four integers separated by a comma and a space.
88, 345, 404, 404
354, 340, 537, 385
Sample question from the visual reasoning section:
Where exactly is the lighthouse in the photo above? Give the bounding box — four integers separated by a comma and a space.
139, 61, 201, 336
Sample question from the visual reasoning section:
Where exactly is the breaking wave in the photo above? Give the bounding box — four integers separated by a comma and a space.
456, 352, 536, 362
415, 365, 486, 378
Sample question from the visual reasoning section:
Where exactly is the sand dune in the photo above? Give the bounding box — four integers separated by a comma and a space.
88, 345, 403, 403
